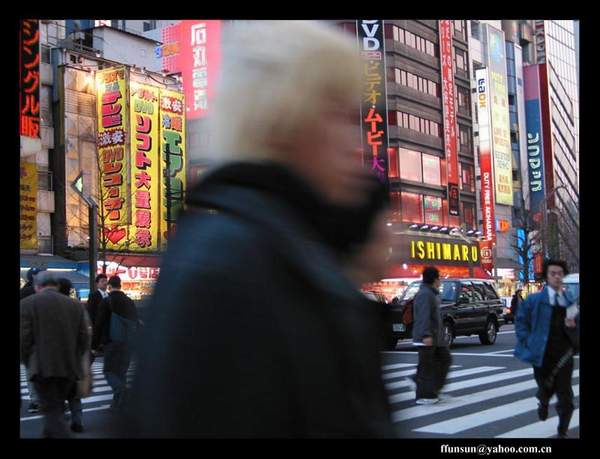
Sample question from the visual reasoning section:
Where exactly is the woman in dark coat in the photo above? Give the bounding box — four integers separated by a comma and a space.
121, 21, 396, 438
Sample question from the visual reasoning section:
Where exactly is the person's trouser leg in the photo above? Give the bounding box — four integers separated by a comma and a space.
533, 365, 553, 407
416, 347, 437, 400
554, 357, 574, 436
34, 378, 72, 438
433, 346, 453, 395
26, 367, 38, 405
68, 398, 83, 426
104, 341, 129, 407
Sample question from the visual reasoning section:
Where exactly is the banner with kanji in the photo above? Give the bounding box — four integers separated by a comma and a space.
159, 89, 186, 250
129, 83, 160, 251
96, 67, 130, 250
20, 19, 40, 139
358, 20, 389, 183
20, 161, 38, 249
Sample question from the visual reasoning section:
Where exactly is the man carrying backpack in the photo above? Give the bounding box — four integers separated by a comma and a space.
92, 276, 139, 410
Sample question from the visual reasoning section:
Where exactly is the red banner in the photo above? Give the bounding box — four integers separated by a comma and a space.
180, 20, 221, 119
439, 20, 459, 215
479, 240, 494, 271
20, 19, 40, 139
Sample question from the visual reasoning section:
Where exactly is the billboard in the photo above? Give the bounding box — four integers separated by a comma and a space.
475, 68, 497, 247
439, 20, 459, 216
96, 67, 130, 250
180, 20, 221, 119
158, 22, 182, 73
486, 26, 513, 206
20, 19, 40, 139
20, 162, 38, 249
160, 89, 186, 249
129, 83, 160, 252
534, 20, 546, 64
358, 20, 389, 183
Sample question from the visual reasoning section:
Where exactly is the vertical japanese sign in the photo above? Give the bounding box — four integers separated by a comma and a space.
129, 83, 160, 252
476, 68, 496, 272
20, 19, 40, 139
180, 20, 221, 119
358, 20, 389, 183
20, 162, 38, 249
96, 67, 129, 250
534, 20, 546, 64
159, 89, 186, 250
487, 27, 514, 205
439, 20, 459, 216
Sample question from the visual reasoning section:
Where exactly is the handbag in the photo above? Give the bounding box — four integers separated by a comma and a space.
75, 351, 93, 399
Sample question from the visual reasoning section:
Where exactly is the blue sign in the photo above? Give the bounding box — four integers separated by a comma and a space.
517, 228, 535, 281
524, 98, 546, 216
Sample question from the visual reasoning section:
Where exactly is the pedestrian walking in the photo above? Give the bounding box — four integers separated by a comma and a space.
20, 267, 44, 413
20, 272, 91, 438
515, 259, 579, 438
87, 273, 108, 328
510, 288, 524, 322
57, 278, 92, 433
412, 267, 452, 405
92, 275, 138, 410
121, 21, 395, 438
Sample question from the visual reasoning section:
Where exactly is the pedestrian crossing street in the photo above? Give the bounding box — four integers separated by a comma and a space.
20, 360, 135, 420
381, 362, 580, 438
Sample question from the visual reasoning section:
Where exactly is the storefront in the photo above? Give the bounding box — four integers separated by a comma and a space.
20, 254, 90, 299
363, 232, 490, 301
96, 254, 162, 302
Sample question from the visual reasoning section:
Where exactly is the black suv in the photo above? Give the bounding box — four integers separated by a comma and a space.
384, 279, 505, 349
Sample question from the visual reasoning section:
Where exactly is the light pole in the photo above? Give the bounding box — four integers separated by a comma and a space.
450, 228, 475, 278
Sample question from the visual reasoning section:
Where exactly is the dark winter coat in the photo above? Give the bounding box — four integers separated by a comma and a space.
122, 161, 395, 438
20, 282, 36, 300
87, 289, 107, 327
20, 288, 91, 381
412, 283, 445, 347
92, 290, 138, 349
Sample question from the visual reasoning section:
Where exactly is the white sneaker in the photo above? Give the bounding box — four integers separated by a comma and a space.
416, 398, 439, 405
437, 393, 453, 402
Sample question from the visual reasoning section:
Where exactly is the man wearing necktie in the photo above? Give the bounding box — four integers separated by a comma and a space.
514, 259, 579, 438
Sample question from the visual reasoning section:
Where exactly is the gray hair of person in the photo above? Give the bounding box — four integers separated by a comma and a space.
203, 20, 362, 165
34, 271, 59, 288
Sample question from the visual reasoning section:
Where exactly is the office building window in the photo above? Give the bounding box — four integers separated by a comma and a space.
399, 148, 423, 182
460, 163, 475, 192
422, 154, 441, 185
388, 25, 437, 56
459, 125, 472, 152
424, 196, 443, 225
388, 147, 399, 178
393, 69, 439, 97
390, 192, 402, 223
461, 202, 476, 229
454, 47, 468, 72
457, 85, 470, 114
471, 20, 481, 40
396, 111, 441, 137
401, 192, 423, 223
453, 20, 466, 40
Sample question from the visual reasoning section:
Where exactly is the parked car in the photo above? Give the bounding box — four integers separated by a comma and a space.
384, 279, 505, 349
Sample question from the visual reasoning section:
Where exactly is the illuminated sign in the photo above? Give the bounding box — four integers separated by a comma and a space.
487, 27, 513, 205
180, 20, 221, 119
20, 162, 38, 249
475, 68, 497, 245
20, 19, 40, 139
534, 20, 546, 64
479, 240, 494, 271
160, 89, 186, 249
129, 83, 160, 251
97, 261, 160, 281
358, 20, 389, 183
158, 22, 182, 73
389, 235, 481, 268
439, 20, 459, 216
496, 219, 510, 232
96, 67, 130, 250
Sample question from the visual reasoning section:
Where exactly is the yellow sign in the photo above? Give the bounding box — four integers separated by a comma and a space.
159, 89, 186, 250
20, 161, 37, 250
410, 239, 479, 263
129, 83, 160, 251
96, 67, 130, 250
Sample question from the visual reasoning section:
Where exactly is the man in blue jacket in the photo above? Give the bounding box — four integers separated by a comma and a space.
514, 259, 579, 438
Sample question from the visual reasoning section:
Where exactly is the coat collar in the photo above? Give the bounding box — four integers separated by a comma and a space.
540, 286, 573, 307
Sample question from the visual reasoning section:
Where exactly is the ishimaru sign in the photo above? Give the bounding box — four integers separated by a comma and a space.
358, 20, 389, 183
390, 235, 481, 267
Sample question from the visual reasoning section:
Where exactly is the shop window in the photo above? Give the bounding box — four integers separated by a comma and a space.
399, 148, 423, 182
401, 192, 423, 223
422, 155, 441, 185
388, 148, 399, 178
390, 192, 401, 223
424, 195, 443, 225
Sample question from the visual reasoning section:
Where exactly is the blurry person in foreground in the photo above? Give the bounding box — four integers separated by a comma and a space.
123, 21, 396, 438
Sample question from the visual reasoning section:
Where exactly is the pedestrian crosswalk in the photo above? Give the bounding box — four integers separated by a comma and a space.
20, 360, 136, 420
381, 362, 580, 438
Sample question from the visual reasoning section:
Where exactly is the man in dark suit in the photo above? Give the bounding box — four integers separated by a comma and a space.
86, 273, 108, 327
20, 271, 91, 438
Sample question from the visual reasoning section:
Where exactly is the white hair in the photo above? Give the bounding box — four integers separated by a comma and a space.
203, 20, 362, 164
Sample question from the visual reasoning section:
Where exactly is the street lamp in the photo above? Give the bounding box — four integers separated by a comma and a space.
450, 228, 475, 278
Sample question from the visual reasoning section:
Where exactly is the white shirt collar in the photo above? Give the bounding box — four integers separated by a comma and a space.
547, 286, 566, 306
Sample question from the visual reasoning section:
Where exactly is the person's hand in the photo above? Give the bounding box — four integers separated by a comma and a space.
423, 336, 433, 346
565, 318, 576, 328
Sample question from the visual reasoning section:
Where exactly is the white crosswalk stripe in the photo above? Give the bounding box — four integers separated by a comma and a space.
384, 361, 580, 438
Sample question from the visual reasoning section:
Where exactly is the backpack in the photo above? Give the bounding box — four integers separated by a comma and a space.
107, 296, 138, 345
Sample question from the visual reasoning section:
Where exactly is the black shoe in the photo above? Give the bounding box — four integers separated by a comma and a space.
70, 423, 84, 433
557, 431, 568, 439
537, 403, 548, 421
27, 402, 39, 413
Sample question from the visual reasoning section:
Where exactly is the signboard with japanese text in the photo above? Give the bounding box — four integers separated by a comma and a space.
439, 20, 459, 216
475, 68, 497, 247
487, 27, 514, 206
534, 20, 546, 64
523, 64, 547, 225
96, 67, 130, 250
158, 22, 182, 73
358, 20, 389, 183
20, 19, 40, 139
180, 20, 221, 119
159, 89, 186, 250
129, 83, 160, 252
20, 162, 38, 249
